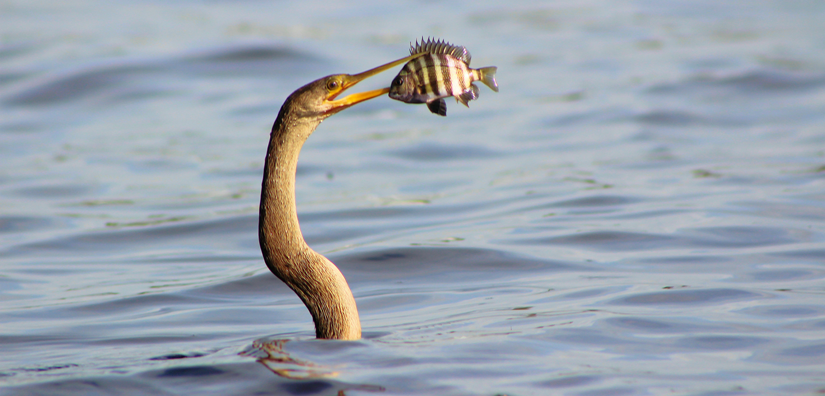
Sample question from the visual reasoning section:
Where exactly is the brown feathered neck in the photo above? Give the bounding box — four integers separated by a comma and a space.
258, 89, 361, 340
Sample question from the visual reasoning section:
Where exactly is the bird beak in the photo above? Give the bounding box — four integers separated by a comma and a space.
324, 52, 425, 112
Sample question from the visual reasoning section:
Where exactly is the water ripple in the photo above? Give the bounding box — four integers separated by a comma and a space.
609, 288, 762, 306
647, 69, 825, 96
517, 225, 808, 251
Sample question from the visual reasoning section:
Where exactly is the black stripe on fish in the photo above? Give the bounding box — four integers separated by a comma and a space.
413, 56, 428, 96
445, 56, 462, 96
424, 54, 441, 97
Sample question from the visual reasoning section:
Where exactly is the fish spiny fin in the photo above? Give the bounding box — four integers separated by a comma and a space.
456, 85, 479, 108
410, 37, 471, 64
476, 67, 498, 92
427, 99, 447, 116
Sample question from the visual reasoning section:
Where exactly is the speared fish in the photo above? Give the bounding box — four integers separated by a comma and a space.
388, 38, 498, 116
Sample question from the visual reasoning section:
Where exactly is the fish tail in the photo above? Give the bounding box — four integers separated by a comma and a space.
476, 66, 498, 92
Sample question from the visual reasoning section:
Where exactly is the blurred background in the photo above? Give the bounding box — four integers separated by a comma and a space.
2, 1, 824, 395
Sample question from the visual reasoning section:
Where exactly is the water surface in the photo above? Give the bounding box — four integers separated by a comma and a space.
2, 1, 825, 395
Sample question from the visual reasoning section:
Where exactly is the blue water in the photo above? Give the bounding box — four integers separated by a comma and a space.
2, 1, 825, 395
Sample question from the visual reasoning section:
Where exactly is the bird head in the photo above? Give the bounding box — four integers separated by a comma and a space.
289, 52, 426, 120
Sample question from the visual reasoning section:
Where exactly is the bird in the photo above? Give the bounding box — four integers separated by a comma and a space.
258, 53, 424, 340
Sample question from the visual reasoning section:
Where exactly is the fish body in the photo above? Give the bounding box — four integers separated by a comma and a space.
389, 38, 498, 116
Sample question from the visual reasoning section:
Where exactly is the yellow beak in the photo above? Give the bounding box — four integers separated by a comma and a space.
324, 52, 425, 111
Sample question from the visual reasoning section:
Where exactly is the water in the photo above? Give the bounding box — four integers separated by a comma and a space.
2, 0, 825, 395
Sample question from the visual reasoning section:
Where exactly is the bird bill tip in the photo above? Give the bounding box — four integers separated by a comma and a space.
349, 52, 427, 82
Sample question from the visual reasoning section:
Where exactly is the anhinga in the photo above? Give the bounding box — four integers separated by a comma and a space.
259, 53, 423, 340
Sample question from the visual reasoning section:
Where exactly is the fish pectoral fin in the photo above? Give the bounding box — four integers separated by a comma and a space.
427, 99, 447, 116
456, 85, 479, 108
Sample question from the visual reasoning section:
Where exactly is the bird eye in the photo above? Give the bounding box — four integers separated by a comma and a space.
326, 79, 339, 91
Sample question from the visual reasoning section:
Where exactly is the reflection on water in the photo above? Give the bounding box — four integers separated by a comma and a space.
242, 339, 340, 380
2, 0, 825, 395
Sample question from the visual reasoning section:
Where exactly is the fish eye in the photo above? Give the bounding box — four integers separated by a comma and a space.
326, 79, 339, 91
392, 76, 403, 87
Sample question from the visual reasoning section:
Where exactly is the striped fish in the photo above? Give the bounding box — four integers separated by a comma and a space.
389, 38, 498, 116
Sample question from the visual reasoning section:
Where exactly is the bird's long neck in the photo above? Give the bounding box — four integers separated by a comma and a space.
258, 111, 361, 340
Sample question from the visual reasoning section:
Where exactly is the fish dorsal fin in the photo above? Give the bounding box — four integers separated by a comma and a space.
410, 37, 471, 64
